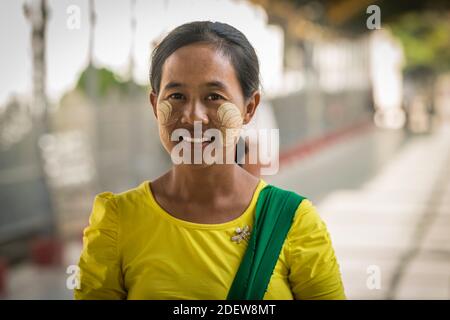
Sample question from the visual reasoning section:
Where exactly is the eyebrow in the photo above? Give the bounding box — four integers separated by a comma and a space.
163, 82, 184, 91
205, 81, 228, 91
162, 80, 229, 91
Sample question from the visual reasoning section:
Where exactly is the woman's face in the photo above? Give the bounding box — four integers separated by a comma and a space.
150, 43, 259, 165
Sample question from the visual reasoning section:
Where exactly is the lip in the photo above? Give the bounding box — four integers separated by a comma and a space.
183, 136, 210, 143
179, 134, 216, 143
176, 136, 216, 150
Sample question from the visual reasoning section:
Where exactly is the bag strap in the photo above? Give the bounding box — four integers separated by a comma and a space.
227, 184, 305, 300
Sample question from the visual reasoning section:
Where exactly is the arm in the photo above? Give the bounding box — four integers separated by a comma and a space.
287, 199, 346, 300
74, 192, 127, 300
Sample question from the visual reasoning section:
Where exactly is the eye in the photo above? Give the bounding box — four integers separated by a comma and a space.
207, 93, 224, 101
168, 93, 185, 100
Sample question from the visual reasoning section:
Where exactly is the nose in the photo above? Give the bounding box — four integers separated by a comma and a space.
180, 100, 209, 126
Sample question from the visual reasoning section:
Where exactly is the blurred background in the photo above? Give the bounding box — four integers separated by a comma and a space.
0, 0, 449, 299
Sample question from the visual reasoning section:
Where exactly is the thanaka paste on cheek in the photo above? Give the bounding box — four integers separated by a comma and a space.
157, 100, 172, 125
156, 100, 174, 148
217, 102, 243, 146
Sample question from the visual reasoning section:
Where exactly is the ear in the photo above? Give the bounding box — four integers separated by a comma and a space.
242, 91, 260, 125
149, 91, 158, 119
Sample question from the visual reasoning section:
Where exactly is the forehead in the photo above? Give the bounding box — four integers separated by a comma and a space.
160, 43, 240, 90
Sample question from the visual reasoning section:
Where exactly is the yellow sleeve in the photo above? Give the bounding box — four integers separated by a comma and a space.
287, 199, 346, 300
74, 192, 127, 300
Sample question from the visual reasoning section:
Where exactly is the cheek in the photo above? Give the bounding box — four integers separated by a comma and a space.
156, 100, 172, 125
156, 101, 175, 151
217, 102, 243, 128
217, 102, 243, 146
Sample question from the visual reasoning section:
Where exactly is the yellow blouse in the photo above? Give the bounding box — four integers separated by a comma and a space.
74, 179, 346, 300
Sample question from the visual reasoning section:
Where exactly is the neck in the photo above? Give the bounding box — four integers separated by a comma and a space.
167, 163, 245, 202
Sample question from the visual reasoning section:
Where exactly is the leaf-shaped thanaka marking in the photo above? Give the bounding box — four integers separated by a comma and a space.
156, 100, 172, 125
217, 102, 243, 146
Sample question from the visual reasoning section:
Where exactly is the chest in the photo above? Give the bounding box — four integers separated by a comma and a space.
158, 199, 250, 224
121, 222, 293, 299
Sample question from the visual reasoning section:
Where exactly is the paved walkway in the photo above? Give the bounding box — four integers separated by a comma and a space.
271, 124, 450, 299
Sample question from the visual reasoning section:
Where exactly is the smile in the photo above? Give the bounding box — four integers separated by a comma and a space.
180, 136, 215, 143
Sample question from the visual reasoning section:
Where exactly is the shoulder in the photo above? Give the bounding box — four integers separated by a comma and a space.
89, 181, 151, 225
260, 183, 307, 208
259, 183, 317, 229
89, 191, 118, 228
292, 198, 319, 223
291, 198, 325, 234
286, 197, 333, 251
113, 181, 151, 209
259, 184, 325, 241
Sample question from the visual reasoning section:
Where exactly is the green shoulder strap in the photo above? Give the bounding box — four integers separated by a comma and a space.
227, 184, 306, 300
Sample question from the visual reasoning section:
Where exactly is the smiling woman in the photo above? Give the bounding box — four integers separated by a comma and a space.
74, 21, 346, 300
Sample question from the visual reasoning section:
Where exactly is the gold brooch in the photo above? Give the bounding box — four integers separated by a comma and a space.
231, 225, 251, 244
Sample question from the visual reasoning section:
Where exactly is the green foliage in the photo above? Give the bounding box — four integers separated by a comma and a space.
76, 65, 145, 99
389, 12, 450, 73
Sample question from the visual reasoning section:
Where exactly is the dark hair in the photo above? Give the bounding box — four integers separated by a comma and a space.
150, 21, 260, 100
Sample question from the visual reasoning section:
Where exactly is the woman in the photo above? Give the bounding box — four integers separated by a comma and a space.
75, 21, 346, 300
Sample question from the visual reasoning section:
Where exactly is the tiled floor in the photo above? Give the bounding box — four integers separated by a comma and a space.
313, 125, 450, 299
